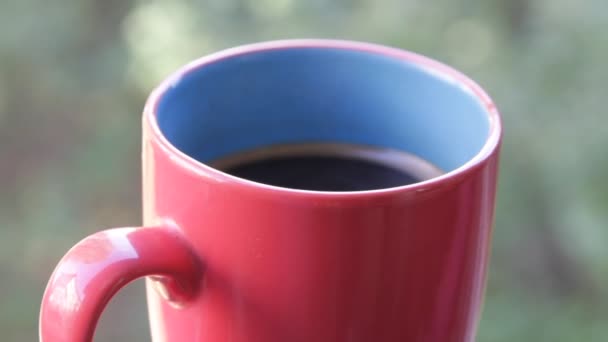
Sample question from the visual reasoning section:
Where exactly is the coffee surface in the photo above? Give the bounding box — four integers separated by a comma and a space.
212, 143, 444, 192
225, 155, 426, 191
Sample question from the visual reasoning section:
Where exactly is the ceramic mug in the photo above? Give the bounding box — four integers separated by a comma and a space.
40, 40, 502, 342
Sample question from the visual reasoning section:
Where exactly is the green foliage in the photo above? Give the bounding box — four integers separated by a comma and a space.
1, 0, 606, 340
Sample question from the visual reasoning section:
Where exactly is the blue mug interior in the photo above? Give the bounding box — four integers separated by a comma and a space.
156, 47, 490, 173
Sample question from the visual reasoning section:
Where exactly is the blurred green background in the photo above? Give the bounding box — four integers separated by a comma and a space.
1, 0, 607, 341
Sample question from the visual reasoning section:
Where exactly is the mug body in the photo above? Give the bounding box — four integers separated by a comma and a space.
142, 40, 501, 342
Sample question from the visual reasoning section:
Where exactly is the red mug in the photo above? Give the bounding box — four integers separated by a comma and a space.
40, 39, 501, 341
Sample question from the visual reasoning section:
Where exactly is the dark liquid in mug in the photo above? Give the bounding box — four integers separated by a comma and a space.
212, 143, 444, 192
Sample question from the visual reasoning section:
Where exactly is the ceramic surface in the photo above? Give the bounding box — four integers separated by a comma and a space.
40, 39, 502, 342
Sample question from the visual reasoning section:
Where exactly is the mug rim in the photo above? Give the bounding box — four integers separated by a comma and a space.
143, 39, 502, 198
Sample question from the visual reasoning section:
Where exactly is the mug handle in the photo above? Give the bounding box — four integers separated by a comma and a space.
39, 224, 202, 341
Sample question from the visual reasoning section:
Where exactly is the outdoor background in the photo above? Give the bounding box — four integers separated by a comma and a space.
1, 0, 607, 341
